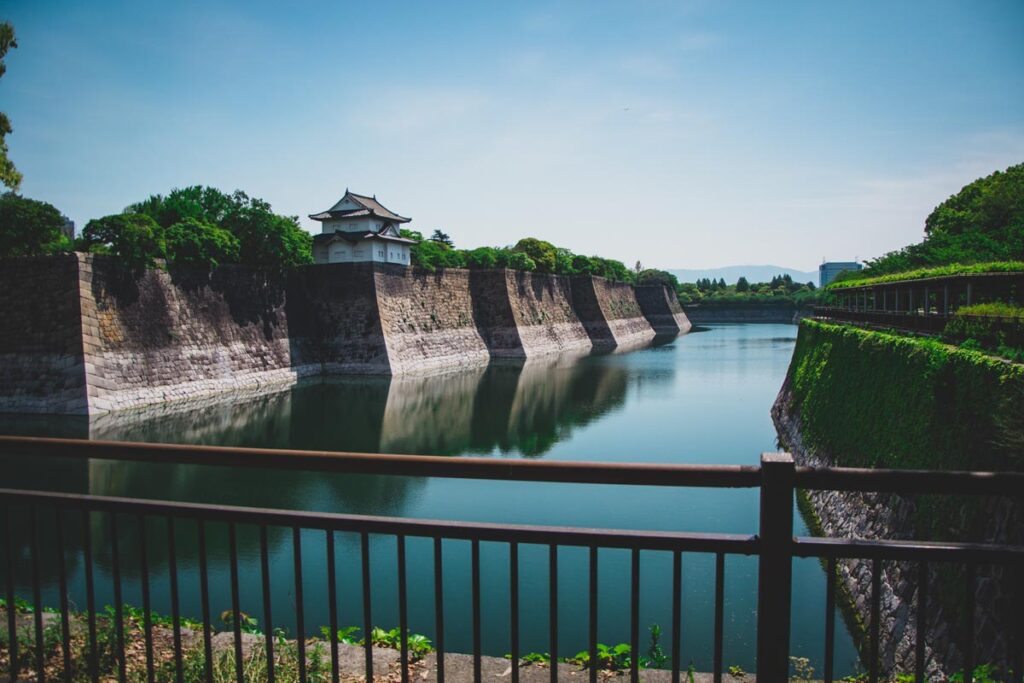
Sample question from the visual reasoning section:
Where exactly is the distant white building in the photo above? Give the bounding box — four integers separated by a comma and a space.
310, 190, 416, 265
819, 261, 862, 287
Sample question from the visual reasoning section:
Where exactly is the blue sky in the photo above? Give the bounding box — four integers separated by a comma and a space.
3, 1, 1023, 270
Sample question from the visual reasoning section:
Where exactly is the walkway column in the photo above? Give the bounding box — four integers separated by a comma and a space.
944, 284, 950, 315
756, 453, 795, 682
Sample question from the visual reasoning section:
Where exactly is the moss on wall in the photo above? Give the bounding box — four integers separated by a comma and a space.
789, 319, 1024, 473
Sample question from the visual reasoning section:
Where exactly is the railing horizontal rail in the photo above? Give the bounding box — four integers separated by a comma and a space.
794, 466, 1024, 496
0, 487, 759, 553
794, 536, 1024, 564
0, 436, 762, 488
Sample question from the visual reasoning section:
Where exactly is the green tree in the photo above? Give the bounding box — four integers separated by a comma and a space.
0, 21, 22, 190
79, 213, 166, 269
411, 239, 465, 270
506, 251, 537, 271
637, 268, 680, 289
165, 218, 240, 268
513, 238, 557, 273
736, 276, 750, 292
0, 193, 71, 257
465, 246, 499, 269
429, 229, 453, 247
127, 186, 311, 269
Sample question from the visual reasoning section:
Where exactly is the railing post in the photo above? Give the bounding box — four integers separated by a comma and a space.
756, 452, 795, 682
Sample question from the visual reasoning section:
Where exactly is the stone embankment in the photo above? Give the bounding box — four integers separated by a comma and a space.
772, 321, 1023, 680
0, 255, 690, 415
683, 304, 809, 324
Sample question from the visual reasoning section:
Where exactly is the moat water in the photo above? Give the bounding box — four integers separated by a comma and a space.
0, 324, 858, 675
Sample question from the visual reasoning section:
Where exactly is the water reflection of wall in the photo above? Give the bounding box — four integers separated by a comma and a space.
80, 349, 667, 463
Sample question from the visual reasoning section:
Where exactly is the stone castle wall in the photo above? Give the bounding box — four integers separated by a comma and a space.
636, 285, 694, 335
505, 270, 592, 356
78, 255, 310, 413
0, 255, 88, 414
374, 266, 491, 374
571, 276, 657, 350
286, 263, 391, 374
0, 257, 690, 414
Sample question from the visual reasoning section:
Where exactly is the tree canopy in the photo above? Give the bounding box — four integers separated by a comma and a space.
0, 21, 22, 191
0, 193, 72, 257
127, 186, 312, 269
165, 218, 240, 268
78, 213, 166, 270
402, 232, 634, 283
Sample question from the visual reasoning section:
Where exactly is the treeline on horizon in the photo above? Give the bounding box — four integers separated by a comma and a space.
677, 274, 818, 306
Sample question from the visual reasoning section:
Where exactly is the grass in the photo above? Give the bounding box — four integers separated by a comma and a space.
826, 261, 1024, 290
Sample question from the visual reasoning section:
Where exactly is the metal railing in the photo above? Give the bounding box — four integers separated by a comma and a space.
1, 436, 1023, 683
812, 307, 953, 333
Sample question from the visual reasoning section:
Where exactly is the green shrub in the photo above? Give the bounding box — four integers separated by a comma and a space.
943, 302, 1024, 354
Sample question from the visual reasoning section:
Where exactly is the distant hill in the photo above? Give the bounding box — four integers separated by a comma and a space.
669, 265, 819, 286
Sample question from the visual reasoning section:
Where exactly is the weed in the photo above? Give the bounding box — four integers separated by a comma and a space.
728, 664, 747, 679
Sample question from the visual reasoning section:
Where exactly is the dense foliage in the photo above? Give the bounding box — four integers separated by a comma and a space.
126, 186, 312, 269
402, 231, 637, 283
0, 193, 72, 257
851, 163, 1024, 279
78, 213, 167, 269
0, 21, 21, 191
942, 302, 1024, 362
165, 218, 241, 268
677, 273, 818, 306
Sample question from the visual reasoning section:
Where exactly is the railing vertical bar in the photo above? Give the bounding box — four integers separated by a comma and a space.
259, 525, 275, 683
471, 539, 482, 683
361, 531, 373, 683
293, 527, 307, 683
197, 520, 213, 683
30, 506, 45, 683
964, 563, 975, 683
824, 556, 836, 683
55, 508, 73, 683
326, 529, 340, 683
671, 550, 681, 683
228, 523, 244, 683
549, 544, 558, 683
398, 534, 410, 683
714, 552, 724, 683
139, 514, 155, 683
915, 561, 927, 683
589, 545, 598, 683
1015, 564, 1024, 683
167, 517, 184, 683
434, 536, 446, 683
869, 557, 881, 683
111, 513, 127, 683
630, 547, 640, 683
510, 542, 519, 683
4, 506, 18, 681
83, 510, 98, 683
